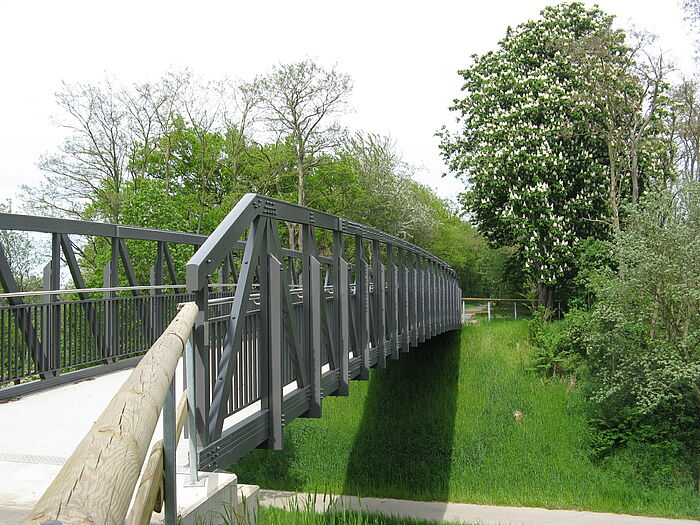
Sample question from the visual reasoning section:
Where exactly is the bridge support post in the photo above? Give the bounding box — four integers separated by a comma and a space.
261, 251, 284, 449
163, 374, 177, 524
150, 241, 165, 342
45, 234, 61, 374
419, 258, 425, 343
372, 240, 386, 369
409, 253, 418, 347
439, 266, 444, 334
333, 230, 350, 396
185, 333, 204, 486
398, 249, 409, 353
431, 263, 436, 335
387, 246, 399, 360
103, 252, 118, 363
355, 237, 370, 380
303, 225, 322, 417
193, 284, 211, 448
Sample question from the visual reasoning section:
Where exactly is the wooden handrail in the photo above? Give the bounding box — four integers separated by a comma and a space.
23, 302, 198, 525
126, 390, 189, 525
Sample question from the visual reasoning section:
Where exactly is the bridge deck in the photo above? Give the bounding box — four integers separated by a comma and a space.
0, 368, 134, 515
0, 362, 202, 523
0, 359, 263, 524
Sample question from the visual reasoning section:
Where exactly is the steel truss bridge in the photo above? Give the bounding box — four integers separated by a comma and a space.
0, 194, 462, 524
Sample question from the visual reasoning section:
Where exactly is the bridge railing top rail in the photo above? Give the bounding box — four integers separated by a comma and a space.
186, 193, 455, 291
0, 211, 207, 244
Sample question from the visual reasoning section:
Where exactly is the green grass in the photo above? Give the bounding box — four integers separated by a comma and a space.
258, 506, 477, 525
232, 322, 700, 519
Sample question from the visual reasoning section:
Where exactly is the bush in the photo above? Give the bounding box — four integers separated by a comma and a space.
582, 182, 700, 483
527, 308, 590, 378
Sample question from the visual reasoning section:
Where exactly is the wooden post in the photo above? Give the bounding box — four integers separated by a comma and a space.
24, 303, 198, 525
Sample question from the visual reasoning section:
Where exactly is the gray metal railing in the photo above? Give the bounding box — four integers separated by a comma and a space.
185, 194, 463, 473
0, 197, 463, 479
0, 212, 235, 400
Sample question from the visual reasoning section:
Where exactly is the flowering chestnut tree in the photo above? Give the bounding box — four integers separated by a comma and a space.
440, 3, 624, 308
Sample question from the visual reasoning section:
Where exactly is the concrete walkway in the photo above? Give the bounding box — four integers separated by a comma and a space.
259, 489, 700, 525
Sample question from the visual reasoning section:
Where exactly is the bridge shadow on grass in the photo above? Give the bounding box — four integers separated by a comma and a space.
343, 329, 462, 502
230, 419, 306, 489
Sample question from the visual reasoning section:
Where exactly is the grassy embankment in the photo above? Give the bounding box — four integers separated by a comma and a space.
232, 321, 700, 519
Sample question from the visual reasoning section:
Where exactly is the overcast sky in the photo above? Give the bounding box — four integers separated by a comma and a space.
0, 0, 696, 211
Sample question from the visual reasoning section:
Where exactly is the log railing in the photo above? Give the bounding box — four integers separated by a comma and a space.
23, 303, 198, 525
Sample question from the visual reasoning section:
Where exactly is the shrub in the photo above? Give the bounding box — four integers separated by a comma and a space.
582, 182, 700, 480
527, 308, 590, 378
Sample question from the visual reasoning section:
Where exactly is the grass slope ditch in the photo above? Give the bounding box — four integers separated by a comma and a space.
232, 321, 700, 519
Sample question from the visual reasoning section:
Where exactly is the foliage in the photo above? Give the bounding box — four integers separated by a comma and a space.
244, 59, 352, 208
670, 80, 700, 184
440, 3, 674, 310
564, 26, 673, 229
21, 61, 516, 297
0, 201, 43, 293
582, 182, 700, 459
560, 238, 613, 309
440, 3, 625, 308
258, 506, 462, 525
80, 179, 200, 286
528, 310, 582, 377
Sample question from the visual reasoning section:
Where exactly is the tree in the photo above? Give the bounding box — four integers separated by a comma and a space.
440, 3, 623, 310
682, 0, 700, 60
564, 29, 673, 230
0, 201, 42, 293
24, 72, 195, 221
584, 182, 700, 466
28, 79, 132, 221
244, 60, 352, 248
333, 132, 433, 238
671, 79, 700, 183
119, 71, 192, 185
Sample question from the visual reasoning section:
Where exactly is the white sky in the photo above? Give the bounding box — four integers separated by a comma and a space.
0, 0, 696, 210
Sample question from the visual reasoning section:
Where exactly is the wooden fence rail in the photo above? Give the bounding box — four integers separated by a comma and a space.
23, 302, 198, 525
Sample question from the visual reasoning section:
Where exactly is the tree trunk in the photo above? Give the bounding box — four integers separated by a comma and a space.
287, 222, 299, 256
630, 144, 640, 205
291, 161, 307, 252
536, 282, 555, 318
607, 135, 621, 232
297, 164, 307, 208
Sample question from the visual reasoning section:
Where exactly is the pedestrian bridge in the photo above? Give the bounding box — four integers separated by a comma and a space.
0, 194, 462, 524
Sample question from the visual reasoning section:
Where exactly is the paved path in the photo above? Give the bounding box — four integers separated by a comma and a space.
259, 489, 700, 525
462, 304, 487, 324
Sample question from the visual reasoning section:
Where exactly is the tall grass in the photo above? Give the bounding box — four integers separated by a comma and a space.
232, 322, 700, 519
258, 506, 474, 525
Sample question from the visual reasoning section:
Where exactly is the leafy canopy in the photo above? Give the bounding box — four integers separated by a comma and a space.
440, 3, 626, 290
